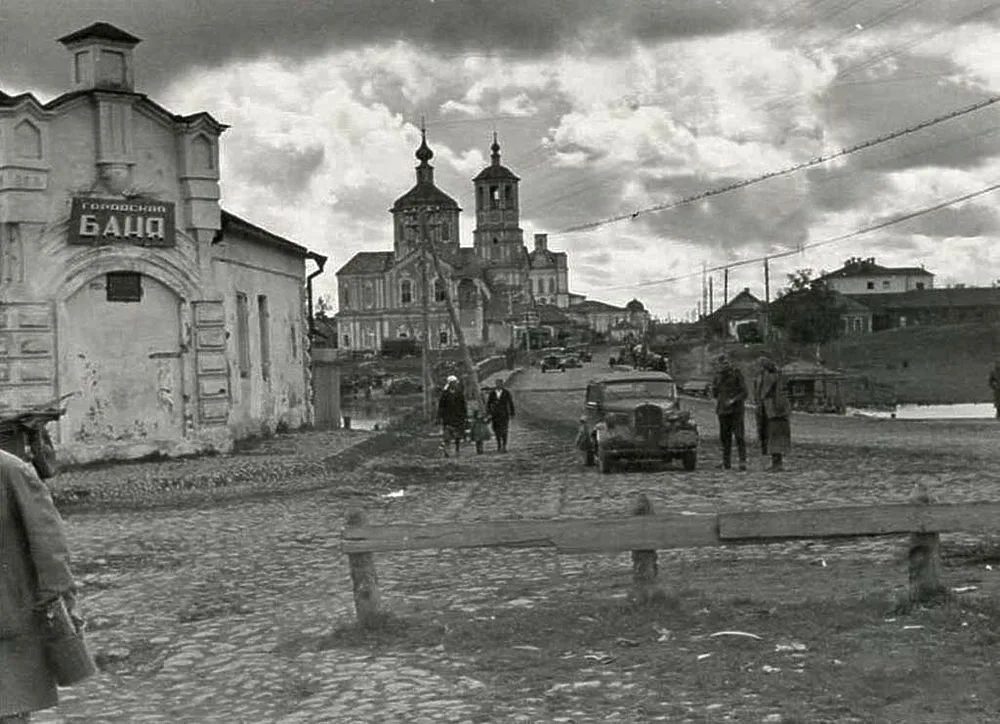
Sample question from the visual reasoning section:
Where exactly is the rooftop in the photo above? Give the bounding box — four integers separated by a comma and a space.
820, 256, 934, 280
58, 22, 142, 46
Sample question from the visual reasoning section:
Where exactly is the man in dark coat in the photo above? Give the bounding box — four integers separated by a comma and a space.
754, 356, 792, 471
989, 361, 1000, 419
711, 353, 748, 471
1, 449, 81, 722
437, 375, 468, 457
485, 378, 516, 452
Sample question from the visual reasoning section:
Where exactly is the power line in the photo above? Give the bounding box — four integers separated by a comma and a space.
552, 93, 1000, 236
595, 180, 1000, 293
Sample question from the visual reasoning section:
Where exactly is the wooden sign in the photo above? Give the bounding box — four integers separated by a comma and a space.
68, 197, 176, 247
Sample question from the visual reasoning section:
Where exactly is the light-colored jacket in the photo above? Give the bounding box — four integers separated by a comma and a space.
0, 450, 76, 717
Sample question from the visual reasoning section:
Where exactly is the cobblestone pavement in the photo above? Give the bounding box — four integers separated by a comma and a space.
30, 364, 1000, 723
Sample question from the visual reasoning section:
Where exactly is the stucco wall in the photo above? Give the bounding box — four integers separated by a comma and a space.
212, 235, 309, 439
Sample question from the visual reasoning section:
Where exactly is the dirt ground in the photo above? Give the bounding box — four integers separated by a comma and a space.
38, 360, 1000, 723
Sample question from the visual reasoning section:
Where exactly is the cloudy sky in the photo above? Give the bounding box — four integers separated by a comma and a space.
4, 0, 1000, 318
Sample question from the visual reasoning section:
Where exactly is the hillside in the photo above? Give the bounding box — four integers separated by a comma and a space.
669, 323, 998, 406
822, 322, 999, 406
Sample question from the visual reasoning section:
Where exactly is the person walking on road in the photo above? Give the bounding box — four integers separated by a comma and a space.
437, 375, 467, 457
989, 360, 1000, 419
754, 356, 791, 472
711, 353, 748, 471
485, 378, 516, 452
0, 448, 85, 723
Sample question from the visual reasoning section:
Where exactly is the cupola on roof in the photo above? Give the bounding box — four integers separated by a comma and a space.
391, 127, 460, 211
473, 133, 520, 182
58, 22, 142, 46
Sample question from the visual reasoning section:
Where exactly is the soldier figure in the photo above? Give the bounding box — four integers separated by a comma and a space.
711, 353, 748, 471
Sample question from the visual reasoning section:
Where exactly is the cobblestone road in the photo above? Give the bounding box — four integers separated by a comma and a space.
30, 363, 1000, 723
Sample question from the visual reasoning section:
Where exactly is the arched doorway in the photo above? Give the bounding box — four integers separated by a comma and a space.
60, 271, 185, 448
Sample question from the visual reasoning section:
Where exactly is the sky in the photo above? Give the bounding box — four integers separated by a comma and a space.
3, 0, 1000, 319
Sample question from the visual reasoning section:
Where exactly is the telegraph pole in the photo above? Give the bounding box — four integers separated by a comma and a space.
419, 209, 432, 421
763, 257, 771, 341
722, 267, 729, 348
708, 276, 714, 316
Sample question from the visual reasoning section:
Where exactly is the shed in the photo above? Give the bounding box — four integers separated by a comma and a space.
780, 361, 846, 414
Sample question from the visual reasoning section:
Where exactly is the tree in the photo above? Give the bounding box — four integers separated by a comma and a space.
770, 268, 842, 346
315, 294, 334, 318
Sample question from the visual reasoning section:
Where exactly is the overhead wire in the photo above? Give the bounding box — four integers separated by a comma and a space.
549, 93, 1000, 236
592, 180, 1000, 293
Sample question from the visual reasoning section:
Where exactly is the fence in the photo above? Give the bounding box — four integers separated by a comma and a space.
341, 484, 1000, 627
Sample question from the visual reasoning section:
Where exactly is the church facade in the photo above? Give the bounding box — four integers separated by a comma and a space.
335, 133, 571, 351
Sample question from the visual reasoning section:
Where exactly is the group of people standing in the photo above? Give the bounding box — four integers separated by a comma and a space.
711, 353, 791, 472
436, 375, 516, 457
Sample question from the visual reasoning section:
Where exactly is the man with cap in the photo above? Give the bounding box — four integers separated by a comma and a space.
437, 375, 468, 457
485, 377, 516, 452
711, 353, 749, 471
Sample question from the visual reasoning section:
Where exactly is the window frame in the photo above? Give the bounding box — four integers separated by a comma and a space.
105, 271, 142, 303
236, 292, 251, 378
258, 294, 271, 382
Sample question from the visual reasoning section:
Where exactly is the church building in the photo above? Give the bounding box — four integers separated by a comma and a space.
335, 132, 572, 351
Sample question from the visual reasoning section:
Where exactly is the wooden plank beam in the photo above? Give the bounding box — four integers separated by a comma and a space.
719, 502, 1000, 541
342, 514, 721, 554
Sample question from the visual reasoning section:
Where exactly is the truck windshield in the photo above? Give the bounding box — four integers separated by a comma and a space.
603, 380, 676, 400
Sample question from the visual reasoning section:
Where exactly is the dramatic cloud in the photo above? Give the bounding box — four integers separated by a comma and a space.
6, 0, 1000, 316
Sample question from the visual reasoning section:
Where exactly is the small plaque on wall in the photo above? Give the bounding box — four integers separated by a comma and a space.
68, 197, 176, 247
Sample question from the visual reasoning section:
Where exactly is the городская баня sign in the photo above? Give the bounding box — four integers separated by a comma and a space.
68, 197, 176, 247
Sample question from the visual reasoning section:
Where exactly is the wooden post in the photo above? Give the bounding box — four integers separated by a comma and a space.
346, 509, 382, 627
630, 494, 661, 604
908, 483, 946, 604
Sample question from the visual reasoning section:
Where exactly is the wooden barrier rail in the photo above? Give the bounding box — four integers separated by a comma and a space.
342, 486, 1000, 627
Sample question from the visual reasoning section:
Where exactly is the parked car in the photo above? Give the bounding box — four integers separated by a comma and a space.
576, 348, 593, 362
541, 354, 565, 373
561, 354, 582, 369
576, 371, 699, 473
679, 378, 713, 398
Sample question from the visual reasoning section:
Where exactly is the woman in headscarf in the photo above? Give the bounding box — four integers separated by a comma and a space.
754, 356, 791, 471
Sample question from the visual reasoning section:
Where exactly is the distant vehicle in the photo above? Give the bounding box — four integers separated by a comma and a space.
541, 354, 565, 373
577, 370, 700, 473
679, 378, 713, 398
561, 354, 582, 369
385, 376, 423, 395
576, 348, 593, 362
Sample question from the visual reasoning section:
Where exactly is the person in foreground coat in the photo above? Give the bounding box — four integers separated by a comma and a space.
754, 356, 792, 472
437, 375, 468, 457
711, 353, 748, 471
0, 449, 80, 722
485, 378, 515, 452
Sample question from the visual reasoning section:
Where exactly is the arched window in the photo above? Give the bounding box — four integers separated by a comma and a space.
400, 279, 413, 305
14, 120, 42, 159
548, 278, 555, 294
505, 185, 513, 206
434, 278, 447, 302
440, 220, 450, 241
191, 135, 214, 171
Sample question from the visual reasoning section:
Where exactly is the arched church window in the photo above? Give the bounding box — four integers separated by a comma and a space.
548, 278, 555, 294
363, 284, 374, 309
400, 279, 413, 305
505, 185, 513, 206
440, 220, 450, 241
489, 185, 500, 210
434, 278, 447, 302
192, 134, 214, 171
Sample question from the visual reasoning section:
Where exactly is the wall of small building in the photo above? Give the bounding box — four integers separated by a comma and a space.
211, 235, 310, 439
829, 274, 931, 295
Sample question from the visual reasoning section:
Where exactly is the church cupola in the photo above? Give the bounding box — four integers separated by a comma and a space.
58, 22, 141, 92
472, 133, 523, 265
390, 125, 461, 259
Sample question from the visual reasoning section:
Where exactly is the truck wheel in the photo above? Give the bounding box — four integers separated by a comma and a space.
682, 451, 697, 471
598, 445, 614, 474
584, 447, 595, 467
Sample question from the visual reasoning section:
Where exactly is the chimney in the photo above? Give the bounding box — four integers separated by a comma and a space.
534, 233, 548, 252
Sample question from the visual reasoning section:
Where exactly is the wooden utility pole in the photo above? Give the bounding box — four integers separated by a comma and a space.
708, 276, 714, 316
419, 222, 432, 421
763, 257, 771, 341
723, 267, 729, 347
422, 206, 484, 413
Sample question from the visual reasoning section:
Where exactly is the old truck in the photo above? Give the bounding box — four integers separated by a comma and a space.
576, 370, 699, 473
